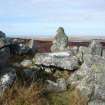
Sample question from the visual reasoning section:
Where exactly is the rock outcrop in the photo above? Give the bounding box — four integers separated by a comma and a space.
51, 27, 69, 52
66, 39, 105, 105
67, 54, 105, 104
1, 28, 105, 105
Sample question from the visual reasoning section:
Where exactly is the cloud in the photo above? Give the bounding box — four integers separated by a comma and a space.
0, 0, 105, 36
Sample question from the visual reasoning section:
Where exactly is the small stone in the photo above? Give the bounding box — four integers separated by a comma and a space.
21, 60, 32, 68
46, 78, 67, 92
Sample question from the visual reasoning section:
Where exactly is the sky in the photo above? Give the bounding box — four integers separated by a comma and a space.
0, 0, 105, 37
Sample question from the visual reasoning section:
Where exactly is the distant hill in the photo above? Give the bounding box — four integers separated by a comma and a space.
9, 35, 105, 42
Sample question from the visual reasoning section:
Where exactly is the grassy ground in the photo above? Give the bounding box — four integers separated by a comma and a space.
47, 86, 88, 105
0, 83, 48, 105
0, 84, 88, 105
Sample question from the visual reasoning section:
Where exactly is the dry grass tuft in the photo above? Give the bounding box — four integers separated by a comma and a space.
46, 88, 88, 105
69, 89, 88, 105
0, 83, 48, 105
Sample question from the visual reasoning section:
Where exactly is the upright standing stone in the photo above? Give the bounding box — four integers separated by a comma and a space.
28, 39, 36, 53
51, 27, 69, 52
89, 39, 102, 56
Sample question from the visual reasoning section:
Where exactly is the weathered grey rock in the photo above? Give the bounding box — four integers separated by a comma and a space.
89, 39, 102, 56
46, 78, 67, 92
79, 46, 90, 54
67, 63, 92, 86
67, 55, 105, 104
76, 74, 95, 101
77, 46, 90, 63
0, 72, 16, 96
21, 60, 32, 68
88, 100, 105, 105
51, 27, 69, 52
57, 78, 67, 91
71, 46, 79, 55
34, 52, 79, 70
77, 40, 103, 63
84, 54, 105, 67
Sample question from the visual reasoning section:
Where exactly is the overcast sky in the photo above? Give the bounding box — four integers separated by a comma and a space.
0, 0, 105, 37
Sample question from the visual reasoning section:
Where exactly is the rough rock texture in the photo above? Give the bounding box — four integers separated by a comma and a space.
51, 27, 69, 52
89, 39, 102, 56
0, 72, 16, 96
77, 46, 90, 63
67, 54, 105, 104
76, 40, 103, 64
88, 100, 105, 105
46, 78, 67, 92
1, 29, 105, 105
34, 52, 79, 70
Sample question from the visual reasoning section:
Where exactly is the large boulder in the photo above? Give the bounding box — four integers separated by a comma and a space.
34, 52, 79, 71
51, 27, 69, 52
67, 55, 105, 104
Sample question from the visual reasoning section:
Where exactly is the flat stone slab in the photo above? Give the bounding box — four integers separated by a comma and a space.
34, 52, 79, 70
